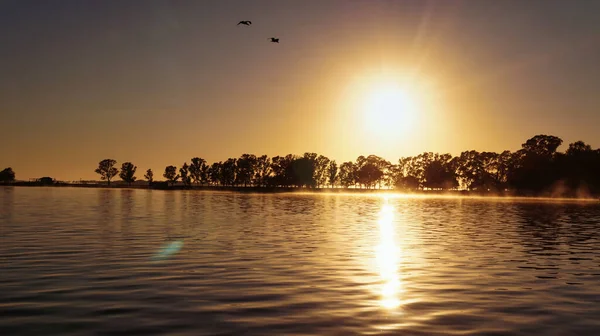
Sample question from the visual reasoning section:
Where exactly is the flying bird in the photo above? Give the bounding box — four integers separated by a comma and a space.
269, 37, 279, 43
237, 21, 252, 26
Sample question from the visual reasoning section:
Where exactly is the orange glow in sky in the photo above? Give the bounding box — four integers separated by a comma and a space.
1, 1, 600, 180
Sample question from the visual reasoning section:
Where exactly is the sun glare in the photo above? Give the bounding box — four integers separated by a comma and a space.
364, 83, 418, 138
376, 201, 402, 310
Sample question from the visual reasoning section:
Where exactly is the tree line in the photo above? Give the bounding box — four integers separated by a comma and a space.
87, 134, 600, 195
3, 134, 600, 195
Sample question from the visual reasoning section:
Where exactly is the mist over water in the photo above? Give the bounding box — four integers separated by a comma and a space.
1, 187, 600, 335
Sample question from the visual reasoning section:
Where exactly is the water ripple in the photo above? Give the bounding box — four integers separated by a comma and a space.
1, 187, 600, 335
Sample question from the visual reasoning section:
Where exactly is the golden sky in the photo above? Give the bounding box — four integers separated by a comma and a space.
2, 1, 600, 180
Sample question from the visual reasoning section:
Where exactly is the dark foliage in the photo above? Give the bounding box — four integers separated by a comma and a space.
0, 167, 16, 184
79, 134, 599, 196
163, 165, 179, 186
144, 169, 154, 185
95, 159, 118, 185
119, 162, 137, 185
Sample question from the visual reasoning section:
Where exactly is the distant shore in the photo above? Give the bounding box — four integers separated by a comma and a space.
3, 182, 599, 200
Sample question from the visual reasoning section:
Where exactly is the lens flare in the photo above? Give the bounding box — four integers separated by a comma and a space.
152, 240, 184, 261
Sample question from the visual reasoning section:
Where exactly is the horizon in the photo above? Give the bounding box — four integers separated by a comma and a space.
4, 132, 598, 181
3, 0, 600, 180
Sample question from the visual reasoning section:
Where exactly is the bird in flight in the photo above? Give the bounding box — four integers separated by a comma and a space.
237, 21, 252, 26
269, 37, 279, 43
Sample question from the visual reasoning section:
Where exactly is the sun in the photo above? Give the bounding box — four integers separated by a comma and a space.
363, 83, 418, 138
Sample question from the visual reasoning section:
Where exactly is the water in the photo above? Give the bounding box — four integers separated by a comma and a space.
1, 187, 600, 335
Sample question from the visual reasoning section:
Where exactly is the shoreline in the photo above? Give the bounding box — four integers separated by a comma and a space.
3, 182, 599, 200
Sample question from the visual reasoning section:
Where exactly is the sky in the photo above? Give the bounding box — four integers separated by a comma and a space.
2, 0, 600, 180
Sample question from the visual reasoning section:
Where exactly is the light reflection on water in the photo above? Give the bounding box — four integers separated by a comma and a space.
375, 199, 402, 310
1, 187, 600, 335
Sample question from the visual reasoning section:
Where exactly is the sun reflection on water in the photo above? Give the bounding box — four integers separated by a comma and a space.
376, 199, 402, 309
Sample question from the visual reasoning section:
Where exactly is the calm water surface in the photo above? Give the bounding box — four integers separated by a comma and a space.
1, 187, 600, 335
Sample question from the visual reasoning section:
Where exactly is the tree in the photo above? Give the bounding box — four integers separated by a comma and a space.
508, 135, 564, 192
456, 150, 482, 189
72, 136, 600, 195
368, 155, 391, 188
303, 152, 318, 162
566, 141, 592, 156
255, 155, 271, 187
221, 158, 237, 186
119, 162, 137, 186
189, 157, 205, 185
314, 155, 331, 188
423, 160, 457, 190
561, 141, 597, 192
180, 163, 191, 187
144, 169, 154, 185
292, 156, 316, 188
396, 157, 422, 190
353, 155, 389, 188
357, 163, 383, 189
38, 177, 54, 185
339, 161, 355, 188
327, 160, 338, 188
236, 154, 257, 187
522, 134, 563, 158
398, 156, 424, 189
95, 159, 118, 185
416, 153, 458, 190
200, 162, 210, 186
163, 165, 179, 186
269, 155, 296, 187
208, 162, 222, 186
0, 167, 15, 184
492, 150, 512, 190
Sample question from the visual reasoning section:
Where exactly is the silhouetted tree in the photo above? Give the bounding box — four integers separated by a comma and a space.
189, 157, 205, 186
180, 163, 191, 187
95, 159, 118, 186
292, 156, 316, 188
522, 135, 563, 158
339, 161, 355, 188
200, 162, 210, 186
508, 134, 563, 192
354, 155, 389, 188
455, 151, 501, 190
492, 150, 513, 190
255, 155, 271, 187
236, 154, 256, 187
423, 155, 458, 190
566, 141, 592, 155
559, 141, 599, 193
119, 162, 137, 186
456, 150, 481, 189
357, 163, 383, 189
77, 133, 600, 195
164, 165, 179, 186
327, 160, 338, 188
208, 162, 221, 186
397, 156, 423, 189
370, 155, 392, 188
36, 177, 54, 185
221, 158, 237, 186
303, 152, 318, 162
314, 155, 331, 188
0, 167, 15, 184
144, 169, 154, 185
269, 155, 296, 187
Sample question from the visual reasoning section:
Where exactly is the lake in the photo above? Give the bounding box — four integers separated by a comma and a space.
1, 187, 600, 335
